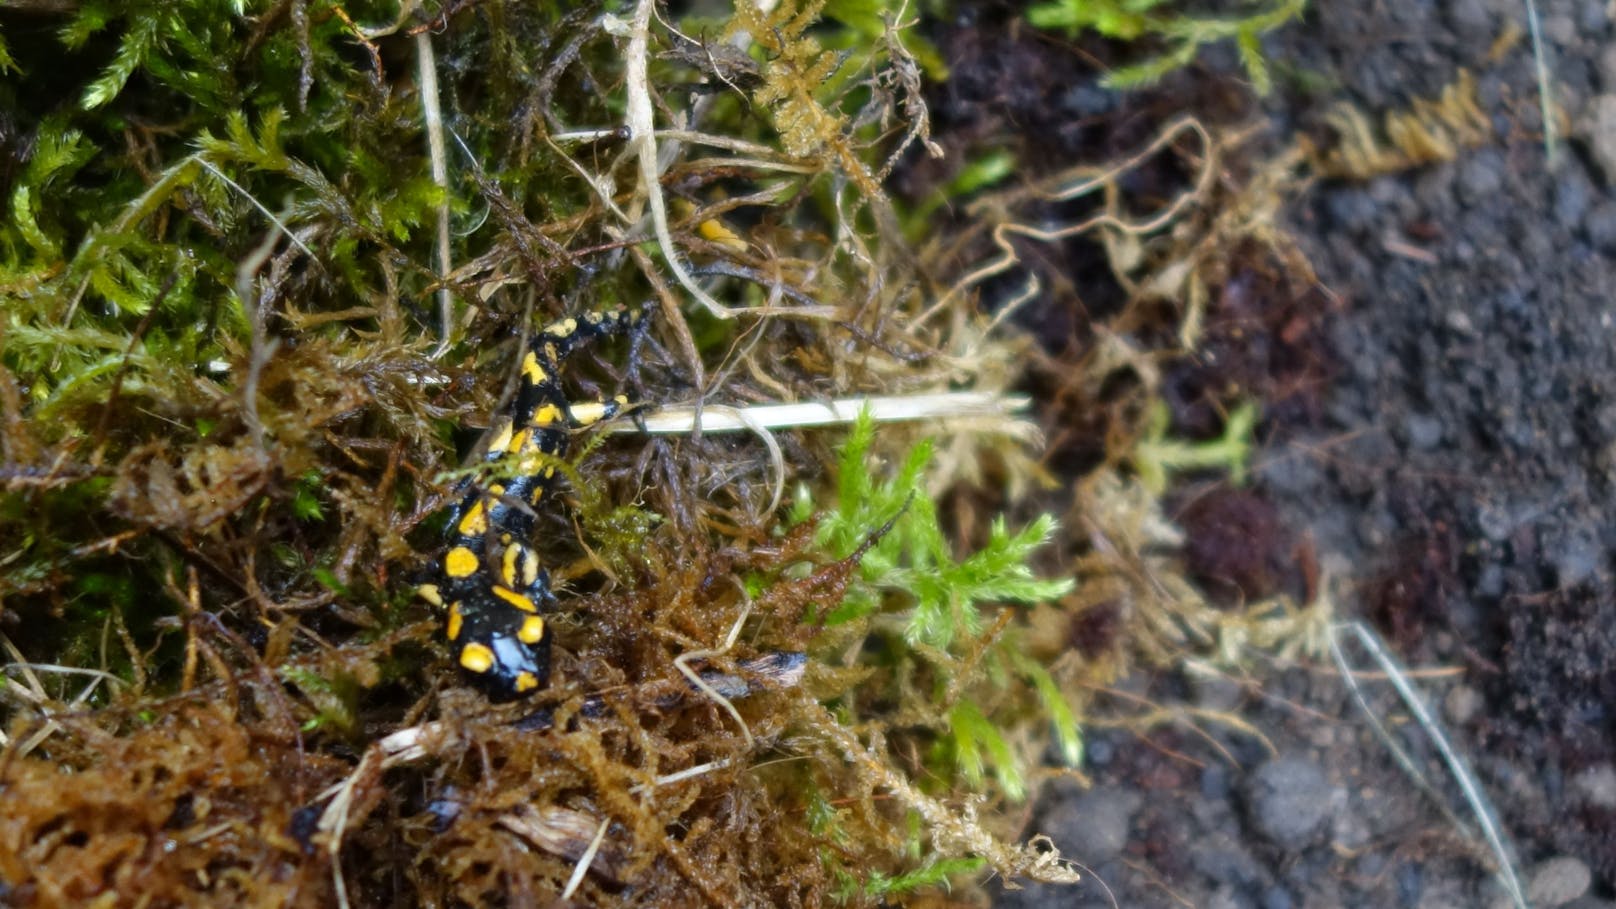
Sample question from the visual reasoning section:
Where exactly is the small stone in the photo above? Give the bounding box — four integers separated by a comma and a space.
1190, 829, 1263, 886
1543, 14, 1578, 47
1554, 163, 1595, 228
1245, 757, 1333, 847
1552, 533, 1601, 587
1445, 308, 1476, 335
1582, 94, 1616, 184
1477, 502, 1518, 542
1323, 188, 1379, 235
1062, 788, 1141, 864
1059, 83, 1116, 120
1189, 669, 1244, 712
1583, 200, 1616, 253
1445, 0, 1493, 42
1261, 886, 1293, 909
1570, 764, 1616, 809
1404, 413, 1444, 451
1528, 856, 1592, 907
1444, 685, 1483, 726
1456, 150, 1503, 207
1329, 794, 1371, 851
1581, 0, 1610, 34
1397, 862, 1424, 905
1600, 45, 1616, 91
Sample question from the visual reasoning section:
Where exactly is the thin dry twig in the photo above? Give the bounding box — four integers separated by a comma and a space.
610, 392, 1036, 439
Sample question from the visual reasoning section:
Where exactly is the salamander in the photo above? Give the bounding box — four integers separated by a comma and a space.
416, 306, 643, 700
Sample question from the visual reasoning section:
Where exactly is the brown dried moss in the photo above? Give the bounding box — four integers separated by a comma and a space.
0, 703, 345, 908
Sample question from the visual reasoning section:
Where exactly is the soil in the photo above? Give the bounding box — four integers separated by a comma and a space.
926, 2, 1616, 907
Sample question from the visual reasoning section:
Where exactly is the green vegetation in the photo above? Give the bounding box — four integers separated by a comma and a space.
1133, 399, 1258, 494
1026, 0, 1307, 92
0, 0, 1317, 904
796, 409, 1077, 807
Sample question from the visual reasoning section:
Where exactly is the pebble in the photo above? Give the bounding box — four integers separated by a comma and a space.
1244, 757, 1333, 847
1527, 856, 1592, 907
1582, 200, 1616, 253
1444, 684, 1483, 725
1569, 764, 1616, 809
1551, 532, 1601, 587
1580, 0, 1609, 34
1477, 501, 1521, 543
1189, 670, 1245, 713
1061, 788, 1141, 864
1582, 94, 1616, 184
1397, 862, 1424, 906
1455, 149, 1504, 207
1543, 14, 1578, 48
1190, 829, 1263, 887
1444, 0, 1493, 43
1329, 794, 1372, 851
1599, 44, 1616, 91
1403, 413, 1444, 451
1323, 188, 1379, 235
1261, 886, 1293, 909
1554, 163, 1595, 228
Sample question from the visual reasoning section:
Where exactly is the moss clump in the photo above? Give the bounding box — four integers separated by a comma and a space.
0, 1, 1326, 905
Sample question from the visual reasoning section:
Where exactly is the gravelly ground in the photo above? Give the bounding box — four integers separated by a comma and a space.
937, 1, 1616, 906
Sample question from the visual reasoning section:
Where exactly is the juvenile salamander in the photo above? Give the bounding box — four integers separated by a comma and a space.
416, 307, 642, 700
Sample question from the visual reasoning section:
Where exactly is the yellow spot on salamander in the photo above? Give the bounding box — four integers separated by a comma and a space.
459, 641, 494, 673
502, 544, 539, 588
508, 429, 531, 455
500, 544, 519, 587
521, 351, 549, 386
447, 603, 464, 640
444, 546, 479, 578
569, 401, 610, 426
492, 585, 538, 613
543, 317, 578, 337
416, 584, 443, 607
457, 500, 488, 537
517, 615, 546, 644
486, 416, 514, 456
531, 403, 562, 426
514, 671, 540, 692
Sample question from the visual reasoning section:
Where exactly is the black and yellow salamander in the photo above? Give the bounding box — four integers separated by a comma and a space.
415, 306, 644, 701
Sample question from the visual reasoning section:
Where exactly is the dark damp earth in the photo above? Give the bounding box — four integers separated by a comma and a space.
925, 1, 1616, 907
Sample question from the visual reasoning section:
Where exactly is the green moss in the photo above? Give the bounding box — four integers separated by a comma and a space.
1026, 0, 1307, 92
